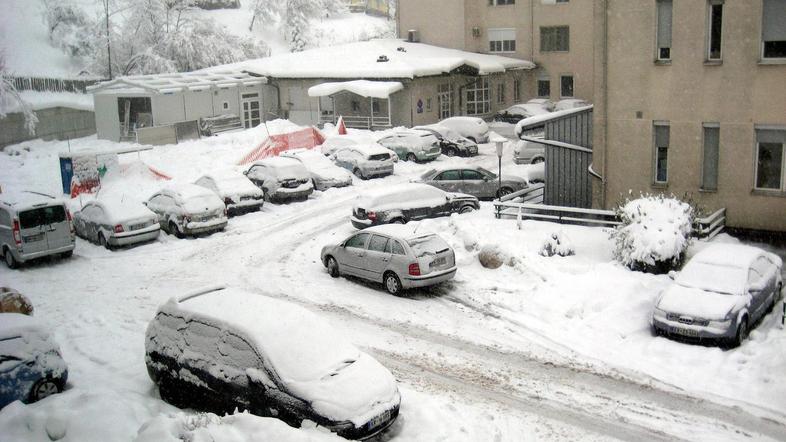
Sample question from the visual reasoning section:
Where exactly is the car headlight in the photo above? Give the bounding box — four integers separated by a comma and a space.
326, 420, 355, 431
709, 319, 732, 329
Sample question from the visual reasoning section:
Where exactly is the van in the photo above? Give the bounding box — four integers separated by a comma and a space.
0, 192, 75, 269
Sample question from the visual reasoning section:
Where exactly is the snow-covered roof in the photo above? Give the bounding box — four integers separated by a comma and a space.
691, 243, 771, 269
241, 39, 535, 80
365, 223, 434, 240
308, 80, 404, 98
88, 69, 266, 95
515, 105, 593, 134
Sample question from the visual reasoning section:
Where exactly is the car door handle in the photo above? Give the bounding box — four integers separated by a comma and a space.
381, 257, 389, 262
357, 252, 365, 257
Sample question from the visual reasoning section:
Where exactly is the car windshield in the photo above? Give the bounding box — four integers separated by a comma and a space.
368, 153, 390, 161
407, 235, 450, 258
19, 206, 66, 228
477, 167, 496, 179
421, 169, 437, 179
676, 261, 747, 295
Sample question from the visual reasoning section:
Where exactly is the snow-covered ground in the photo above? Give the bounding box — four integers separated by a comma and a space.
0, 124, 785, 441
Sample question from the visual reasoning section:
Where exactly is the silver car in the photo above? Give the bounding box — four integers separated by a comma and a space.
513, 139, 546, 164
376, 130, 441, 162
73, 199, 160, 249
145, 185, 228, 238
416, 166, 528, 199
321, 224, 457, 295
244, 157, 314, 203
331, 145, 395, 180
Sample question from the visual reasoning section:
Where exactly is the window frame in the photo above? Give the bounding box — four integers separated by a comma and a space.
701, 123, 720, 191
488, 28, 517, 53
653, 122, 670, 185
753, 126, 786, 192
489, 0, 515, 5
706, 0, 724, 61
656, 0, 673, 62
465, 77, 491, 116
559, 75, 574, 98
513, 79, 521, 102
761, 0, 786, 60
496, 82, 506, 104
540, 26, 570, 52
537, 79, 551, 98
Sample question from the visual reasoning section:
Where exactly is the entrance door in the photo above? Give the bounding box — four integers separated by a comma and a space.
241, 93, 262, 129
438, 83, 453, 119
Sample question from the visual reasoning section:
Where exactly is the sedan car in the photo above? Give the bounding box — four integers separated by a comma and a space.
416, 166, 528, 199
73, 199, 160, 249
320, 134, 380, 157
513, 139, 546, 165
322, 224, 457, 295
350, 183, 479, 229
331, 145, 395, 180
244, 157, 314, 203
412, 125, 478, 157
194, 173, 264, 216
145, 286, 400, 440
1, 313, 68, 409
492, 103, 550, 124
438, 117, 490, 144
377, 130, 441, 162
280, 149, 353, 191
651, 243, 783, 347
145, 184, 228, 238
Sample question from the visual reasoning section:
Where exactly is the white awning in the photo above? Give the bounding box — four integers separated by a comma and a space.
308, 80, 404, 99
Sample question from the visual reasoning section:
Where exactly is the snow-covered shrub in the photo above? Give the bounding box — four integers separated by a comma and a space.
611, 194, 694, 273
479, 244, 508, 269
540, 231, 575, 257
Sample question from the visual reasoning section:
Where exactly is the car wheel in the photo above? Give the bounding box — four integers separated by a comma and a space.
30, 378, 61, 402
732, 317, 749, 348
531, 157, 545, 164
459, 205, 475, 214
98, 233, 110, 250
406, 153, 417, 162
445, 147, 457, 157
4, 248, 19, 269
159, 376, 189, 408
169, 221, 185, 239
326, 256, 340, 278
496, 187, 514, 198
384, 272, 403, 296
60, 251, 73, 259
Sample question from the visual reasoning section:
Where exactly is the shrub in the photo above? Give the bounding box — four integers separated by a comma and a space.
611, 194, 694, 273
540, 231, 575, 257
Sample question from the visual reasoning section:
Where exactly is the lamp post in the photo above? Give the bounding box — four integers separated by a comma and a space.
490, 131, 507, 199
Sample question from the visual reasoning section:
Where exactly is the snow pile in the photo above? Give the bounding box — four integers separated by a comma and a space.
2, 91, 94, 113
134, 411, 342, 442
611, 194, 694, 273
539, 231, 575, 257
478, 244, 509, 269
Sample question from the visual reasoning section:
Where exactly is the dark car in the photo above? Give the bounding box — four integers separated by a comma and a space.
145, 286, 400, 440
412, 125, 478, 157
350, 183, 479, 229
415, 166, 528, 199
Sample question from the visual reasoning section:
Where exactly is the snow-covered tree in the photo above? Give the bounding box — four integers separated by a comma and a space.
0, 55, 38, 135
249, 0, 283, 31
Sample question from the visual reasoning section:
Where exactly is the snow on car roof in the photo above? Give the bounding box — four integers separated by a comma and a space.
161, 183, 216, 200
341, 143, 391, 156
90, 198, 155, 223
0, 191, 62, 209
365, 223, 434, 240
0, 313, 47, 340
354, 183, 447, 210
692, 243, 769, 268
254, 156, 303, 167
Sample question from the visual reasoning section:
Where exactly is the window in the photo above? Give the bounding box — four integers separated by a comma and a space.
540, 26, 569, 52
707, 1, 723, 60
489, 28, 516, 53
372, 100, 380, 113
755, 128, 786, 190
384, 240, 406, 255
438, 83, 453, 119
462, 170, 485, 180
537, 79, 551, 97
702, 124, 720, 191
653, 123, 670, 184
489, 0, 515, 5
368, 235, 389, 253
351, 101, 360, 112
437, 170, 461, 181
496, 83, 506, 104
656, 0, 673, 60
466, 78, 490, 116
560, 75, 574, 98
513, 79, 521, 101
762, 0, 786, 59
345, 233, 369, 249
425, 98, 432, 112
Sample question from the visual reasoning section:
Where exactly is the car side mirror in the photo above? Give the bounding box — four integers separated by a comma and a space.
243, 170, 249, 176
667, 270, 677, 280
749, 281, 766, 293
142, 201, 148, 206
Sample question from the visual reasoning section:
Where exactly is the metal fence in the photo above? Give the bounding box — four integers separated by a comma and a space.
6, 76, 103, 94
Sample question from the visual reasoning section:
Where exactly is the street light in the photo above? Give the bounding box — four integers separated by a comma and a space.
490, 132, 507, 199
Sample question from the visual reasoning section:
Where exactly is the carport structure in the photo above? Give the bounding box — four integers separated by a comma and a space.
308, 80, 404, 130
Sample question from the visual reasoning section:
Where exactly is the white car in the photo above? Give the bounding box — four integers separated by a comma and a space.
244, 157, 314, 203
437, 117, 490, 144
492, 103, 550, 124
513, 139, 546, 164
280, 149, 353, 191
145, 184, 227, 238
331, 145, 395, 180
526, 98, 556, 112
319, 134, 379, 157
73, 199, 160, 249
554, 98, 591, 112
194, 173, 264, 216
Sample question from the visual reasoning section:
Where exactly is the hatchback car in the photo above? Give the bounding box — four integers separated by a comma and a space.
194, 173, 264, 216
651, 243, 783, 347
145, 185, 228, 238
438, 117, 490, 144
145, 286, 400, 440
350, 183, 479, 229
73, 199, 160, 249
412, 125, 478, 157
322, 225, 457, 295
513, 139, 546, 164
377, 130, 442, 162
280, 149, 353, 191
0, 192, 75, 269
1, 313, 68, 409
244, 157, 314, 203
492, 103, 550, 124
416, 166, 528, 199
331, 145, 395, 180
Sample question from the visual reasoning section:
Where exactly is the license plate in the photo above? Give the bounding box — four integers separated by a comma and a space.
671, 327, 699, 337
367, 410, 391, 430
431, 257, 447, 267
130, 223, 146, 231
24, 233, 45, 243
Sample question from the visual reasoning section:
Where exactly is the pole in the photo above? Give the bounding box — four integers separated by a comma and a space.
498, 154, 502, 193
105, 0, 112, 79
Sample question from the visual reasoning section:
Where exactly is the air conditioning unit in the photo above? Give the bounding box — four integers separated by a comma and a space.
472, 27, 482, 38
407, 29, 420, 43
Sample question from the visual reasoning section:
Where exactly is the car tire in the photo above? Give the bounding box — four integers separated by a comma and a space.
384, 272, 403, 296
4, 248, 19, 269
169, 221, 185, 239
445, 147, 457, 157
326, 256, 340, 278
459, 205, 475, 214
531, 157, 545, 164
406, 153, 417, 162
732, 317, 749, 348
29, 378, 61, 402
496, 187, 514, 198
159, 376, 189, 408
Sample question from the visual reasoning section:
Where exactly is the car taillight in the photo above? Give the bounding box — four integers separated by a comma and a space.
114, 224, 124, 233
367, 211, 377, 221
66, 209, 75, 234
12, 220, 21, 246
224, 197, 233, 205
408, 263, 421, 276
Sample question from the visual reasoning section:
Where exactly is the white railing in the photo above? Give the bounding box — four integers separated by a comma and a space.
318, 115, 392, 129
693, 208, 726, 240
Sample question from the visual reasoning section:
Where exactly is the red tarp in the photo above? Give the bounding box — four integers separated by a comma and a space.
238, 127, 326, 165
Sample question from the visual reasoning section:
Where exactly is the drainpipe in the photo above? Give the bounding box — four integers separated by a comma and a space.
601, 0, 609, 208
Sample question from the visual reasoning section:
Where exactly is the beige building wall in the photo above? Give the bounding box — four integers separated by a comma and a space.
596, 0, 786, 232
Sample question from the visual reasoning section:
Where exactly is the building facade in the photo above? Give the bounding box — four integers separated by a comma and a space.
397, 0, 597, 104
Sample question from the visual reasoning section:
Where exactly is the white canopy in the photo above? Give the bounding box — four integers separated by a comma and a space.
308, 80, 404, 99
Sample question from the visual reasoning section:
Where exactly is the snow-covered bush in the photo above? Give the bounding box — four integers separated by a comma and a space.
540, 231, 575, 257
611, 194, 694, 273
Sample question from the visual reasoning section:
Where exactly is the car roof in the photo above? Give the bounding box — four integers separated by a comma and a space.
0, 191, 63, 211
0, 313, 48, 340
159, 183, 215, 199
364, 223, 435, 241
252, 156, 303, 167
692, 243, 770, 268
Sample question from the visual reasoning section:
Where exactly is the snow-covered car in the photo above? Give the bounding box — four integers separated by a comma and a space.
526, 98, 556, 112
412, 125, 478, 157
331, 145, 395, 180
437, 117, 490, 144
145, 286, 401, 440
0, 313, 68, 409
319, 134, 379, 157
194, 173, 264, 216
279, 149, 353, 191
415, 166, 528, 199
73, 199, 160, 249
145, 185, 228, 238
492, 103, 550, 124
244, 157, 314, 203
651, 243, 783, 347
513, 139, 546, 164
321, 224, 457, 296
350, 183, 479, 229
554, 98, 591, 112
376, 130, 442, 162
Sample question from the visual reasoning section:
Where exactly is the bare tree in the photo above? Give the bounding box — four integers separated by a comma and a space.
0, 54, 38, 135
